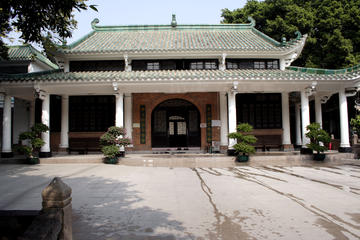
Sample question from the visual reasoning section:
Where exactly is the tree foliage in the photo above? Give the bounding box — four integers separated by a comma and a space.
0, 0, 97, 59
228, 123, 257, 155
100, 126, 132, 160
17, 123, 49, 158
305, 123, 331, 154
350, 115, 360, 134
221, 0, 360, 68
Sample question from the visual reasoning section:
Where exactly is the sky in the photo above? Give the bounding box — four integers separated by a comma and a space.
5, 0, 247, 46
70, 0, 246, 44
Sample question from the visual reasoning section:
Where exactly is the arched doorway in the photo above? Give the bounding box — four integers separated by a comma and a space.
152, 99, 200, 148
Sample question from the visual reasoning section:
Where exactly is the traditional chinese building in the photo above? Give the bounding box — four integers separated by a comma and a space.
0, 15, 359, 158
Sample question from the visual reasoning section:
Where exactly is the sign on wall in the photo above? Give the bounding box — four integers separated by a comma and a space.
211, 120, 221, 127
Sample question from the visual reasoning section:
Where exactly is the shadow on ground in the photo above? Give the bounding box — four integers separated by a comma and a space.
0, 165, 190, 240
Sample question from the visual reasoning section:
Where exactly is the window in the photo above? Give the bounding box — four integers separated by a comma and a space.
226, 62, 238, 69
69, 96, 115, 132
204, 61, 217, 69
70, 60, 125, 71
226, 59, 279, 70
190, 60, 218, 70
132, 59, 218, 71
50, 95, 61, 132
190, 61, 204, 70
267, 60, 279, 69
254, 61, 266, 69
236, 93, 282, 129
147, 62, 160, 70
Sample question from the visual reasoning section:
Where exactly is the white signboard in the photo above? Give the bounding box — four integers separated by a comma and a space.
133, 123, 140, 128
200, 123, 207, 128
211, 120, 221, 127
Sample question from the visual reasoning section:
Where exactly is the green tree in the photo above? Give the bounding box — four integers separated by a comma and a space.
305, 123, 331, 154
228, 123, 257, 155
221, 0, 360, 68
0, 0, 97, 59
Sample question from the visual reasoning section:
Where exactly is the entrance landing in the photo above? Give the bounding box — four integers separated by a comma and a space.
33, 151, 357, 167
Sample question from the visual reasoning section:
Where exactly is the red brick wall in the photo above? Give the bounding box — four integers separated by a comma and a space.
132, 92, 220, 151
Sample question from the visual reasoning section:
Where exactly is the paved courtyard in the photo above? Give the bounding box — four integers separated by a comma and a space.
0, 160, 360, 239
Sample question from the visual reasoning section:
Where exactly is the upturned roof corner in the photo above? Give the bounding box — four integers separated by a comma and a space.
91, 18, 100, 30
247, 16, 256, 27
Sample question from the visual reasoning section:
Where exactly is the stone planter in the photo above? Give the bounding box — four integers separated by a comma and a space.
236, 155, 249, 162
104, 157, 119, 164
27, 157, 39, 164
313, 153, 326, 161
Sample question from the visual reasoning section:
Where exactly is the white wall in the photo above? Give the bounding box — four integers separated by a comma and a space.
28, 61, 53, 73
13, 98, 30, 144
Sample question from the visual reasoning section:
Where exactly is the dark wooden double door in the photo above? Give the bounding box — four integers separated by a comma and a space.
152, 99, 200, 148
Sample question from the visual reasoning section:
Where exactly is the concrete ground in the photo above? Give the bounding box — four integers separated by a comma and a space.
0, 157, 360, 239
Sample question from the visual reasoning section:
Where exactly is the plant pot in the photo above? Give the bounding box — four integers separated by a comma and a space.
117, 151, 125, 158
104, 157, 119, 164
313, 153, 326, 161
236, 155, 249, 162
27, 157, 39, 164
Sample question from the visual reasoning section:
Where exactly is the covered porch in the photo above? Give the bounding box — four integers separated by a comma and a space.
0, 68, 358, 157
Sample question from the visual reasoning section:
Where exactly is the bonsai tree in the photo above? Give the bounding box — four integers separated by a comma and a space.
100, 126, 131, 164
228, 123, 257, 162
17, 123, 49, 164
350, 115, 360, 136
305, 123, 331, 159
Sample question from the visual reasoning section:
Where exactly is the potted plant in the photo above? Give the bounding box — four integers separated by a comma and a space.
350, 115, 360, 143
17, 123, 49, 164
228, 123, 257, 162
305, 123, 331, 161
100, 126, 131, 164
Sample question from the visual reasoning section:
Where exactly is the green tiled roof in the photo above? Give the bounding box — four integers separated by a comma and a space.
59, 18, 305, 54
6, 45, 59, 69
1, 68, 358, 84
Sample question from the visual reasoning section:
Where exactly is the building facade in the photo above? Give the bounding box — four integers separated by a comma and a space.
0, 16, 359, 157
0, 45, 59, 156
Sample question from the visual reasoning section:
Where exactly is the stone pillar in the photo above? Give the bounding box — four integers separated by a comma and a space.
281, 92, 293, 150
227, 92, 237, 154
40, 93, 51, 158
220, 92, 228, 150
124, 93, 132, 143
295, 103, 302, 147
59, 96, 69, 150
314, 95, 323, 127
339, 89, 351, 152
29, 99, 35, 129
42, 177, 72, 240
115, 93, 125, 153
115, 93, 124, 128
1, 94, 13, 158
300, 90, 312, 154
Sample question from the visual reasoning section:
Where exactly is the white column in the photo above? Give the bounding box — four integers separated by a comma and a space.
29, 99, 35, 129
314, 95, 323, 128
281, 92, 291, 145
2, 94, 12, 154
339, 89, 350, 148
40, 93, 51, 153
59, 95, 69, 149
124, 93, 132, 140
301, 90, 310, 147
220, 92, 228, 147
115, 93, 124, 127
228, 92, 237, 148
295, 103, 302, 146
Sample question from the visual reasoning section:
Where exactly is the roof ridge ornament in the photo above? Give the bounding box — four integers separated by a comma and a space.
171, 14, 177, 28
247, 16, 256, 27
91, 18, 100, 30
295, 31, 302, 40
